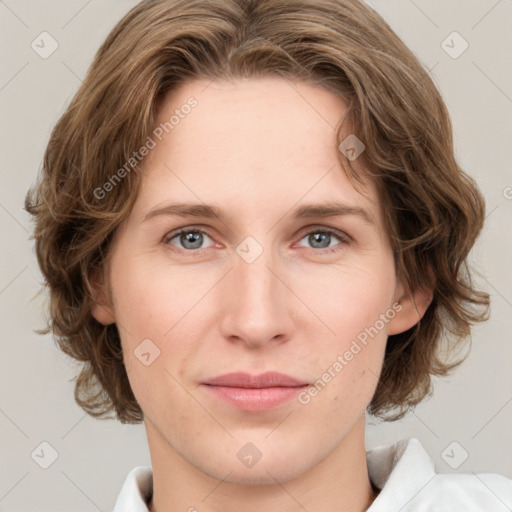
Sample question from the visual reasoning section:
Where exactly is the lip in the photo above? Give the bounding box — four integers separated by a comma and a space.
202, 371, 308, 388
201, 372, 309, 412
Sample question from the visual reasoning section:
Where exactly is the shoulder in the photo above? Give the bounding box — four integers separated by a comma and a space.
367, 438, 512, 512
424, 471, 512, 510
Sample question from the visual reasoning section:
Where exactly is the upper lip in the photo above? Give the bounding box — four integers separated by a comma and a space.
202, 372, 308, 388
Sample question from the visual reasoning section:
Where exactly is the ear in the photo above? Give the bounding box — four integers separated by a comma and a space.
387, 279, 433, 336
90, 267, 116, 326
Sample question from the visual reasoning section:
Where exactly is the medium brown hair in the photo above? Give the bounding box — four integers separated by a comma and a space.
25, 0, 490, 422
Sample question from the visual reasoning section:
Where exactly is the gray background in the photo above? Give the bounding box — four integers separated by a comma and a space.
1, 0, 511, 510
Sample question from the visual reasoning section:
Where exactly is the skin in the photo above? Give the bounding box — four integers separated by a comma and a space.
92, 76, 431, 512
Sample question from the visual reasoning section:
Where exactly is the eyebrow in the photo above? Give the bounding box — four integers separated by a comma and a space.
142, 201, 375, 225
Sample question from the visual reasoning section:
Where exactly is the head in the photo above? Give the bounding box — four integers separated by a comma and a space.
26, 0, 489, 483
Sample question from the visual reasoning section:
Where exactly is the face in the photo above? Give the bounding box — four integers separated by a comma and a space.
93, 76, 422, 485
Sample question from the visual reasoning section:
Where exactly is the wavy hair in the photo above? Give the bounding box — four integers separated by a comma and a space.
25, 0, 490, 422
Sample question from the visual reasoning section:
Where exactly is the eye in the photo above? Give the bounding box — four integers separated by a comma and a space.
296, 227, 349, 252
163, 225, 350, 254
164, 228, 215, 251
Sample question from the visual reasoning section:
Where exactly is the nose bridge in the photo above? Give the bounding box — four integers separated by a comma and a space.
220, 241, 293, 345
235, 244, 280, 315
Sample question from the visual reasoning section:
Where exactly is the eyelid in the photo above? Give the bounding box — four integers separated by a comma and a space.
162, 224, 217, 247
163, 223, 351, 254
294, 224, 352, 244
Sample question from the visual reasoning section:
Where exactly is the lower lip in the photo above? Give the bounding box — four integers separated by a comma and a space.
202, 384, 307, 411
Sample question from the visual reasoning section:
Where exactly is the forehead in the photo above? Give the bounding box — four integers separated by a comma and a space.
153, 76, 348, 169
136, 76, 380, 226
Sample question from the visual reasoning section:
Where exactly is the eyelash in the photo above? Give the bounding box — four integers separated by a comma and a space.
162, 225, 351, 255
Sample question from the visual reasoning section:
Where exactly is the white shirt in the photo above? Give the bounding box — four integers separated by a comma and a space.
112, 438, 512, 511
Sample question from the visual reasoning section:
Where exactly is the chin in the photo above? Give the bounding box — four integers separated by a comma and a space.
207, 459, 310, 486
194, 440, 316, 486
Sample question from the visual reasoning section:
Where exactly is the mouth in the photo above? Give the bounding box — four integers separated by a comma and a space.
201, 371, 309, 412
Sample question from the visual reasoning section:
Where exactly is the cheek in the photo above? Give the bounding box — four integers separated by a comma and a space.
291, 259, 394, 407
109, 254, 210, 343
108, 256, 217, 402
296, 325, 386, 429
293, 256, 396, 341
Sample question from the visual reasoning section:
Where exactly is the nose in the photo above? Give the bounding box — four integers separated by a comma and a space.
219, 246, 295, 349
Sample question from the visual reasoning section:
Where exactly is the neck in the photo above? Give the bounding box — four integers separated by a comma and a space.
146, 416, 378, 512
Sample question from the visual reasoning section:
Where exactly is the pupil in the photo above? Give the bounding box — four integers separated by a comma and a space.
182, 231, 202, 249
310, 232, 329, 248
